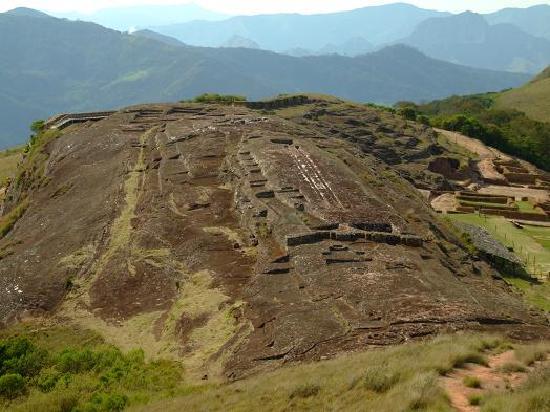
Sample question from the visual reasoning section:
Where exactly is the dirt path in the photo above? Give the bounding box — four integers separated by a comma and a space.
441, 351, 532, 412
435, 129, 510, 160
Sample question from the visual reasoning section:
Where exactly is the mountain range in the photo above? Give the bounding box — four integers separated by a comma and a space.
401, 11, 550, 73
146, 4, 550, 72
53, 3, 227, 31
151, 3, 448, 53
0, 8, 529, 149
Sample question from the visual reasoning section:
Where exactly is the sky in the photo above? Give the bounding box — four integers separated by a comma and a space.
0, 0, 549, 15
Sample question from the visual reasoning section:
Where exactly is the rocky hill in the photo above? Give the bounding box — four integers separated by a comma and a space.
1, 96, 547, 382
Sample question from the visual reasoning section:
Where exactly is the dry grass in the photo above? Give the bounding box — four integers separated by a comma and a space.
130, 333, 507, 412
0, 198, 29, 238
1, 323, 548, 412
481, 367, 550, 412
496, 77, 550, 123
514, 342, 550, 366
0, 147, 23, 187
463, 375, 482, 388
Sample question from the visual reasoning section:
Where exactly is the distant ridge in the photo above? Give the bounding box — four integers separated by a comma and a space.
533, 66, 550, 82
402, 11, 550, 73
486, 4, 550, 41
6, 7, 49, 18
0, 8, 530, 148
130, 29, 186, 47
152, 3, 448, 51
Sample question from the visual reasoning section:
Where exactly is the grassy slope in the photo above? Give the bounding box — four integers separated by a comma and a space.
0, 147, 22, 186
447, 214, 550, 311
1, 323, 548, 412
496, 76, 550, 123
135, 335, 548, 412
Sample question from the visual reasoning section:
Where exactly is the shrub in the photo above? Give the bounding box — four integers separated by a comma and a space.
37, 368, 62, 392
397, 107, 418, 121
0, 199, 30, 238
417, 114, 430, 125
498, 362, 527, 374
469, 394, 482, 406
191, 93, 247, 104
56, 348, 97, 374
463, 375, 482, 388
515, 343, 549, 366
452, 352, 488, 368
363, 365, 401, 393
30, 120, 45, 134
289, 383, 321, 399
77, 392, 128, 412
0, 373, 26, 399
406, 372, 447, 410
0, 336, 47, 377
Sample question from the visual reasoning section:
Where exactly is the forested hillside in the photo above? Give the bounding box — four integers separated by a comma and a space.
398, 71, 550, 170
0, 9, 528, 148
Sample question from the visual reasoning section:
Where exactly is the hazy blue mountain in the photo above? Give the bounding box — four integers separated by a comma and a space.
151, 3, 448, 51
222, 35, 261, 49
318, 37, 375, 57
402, 11, 550, 73
53, 3, 227, 31
0, 9, 529, 148
130, 29, 187, 47
486, 5, 550, 41
5, 7, 50, 18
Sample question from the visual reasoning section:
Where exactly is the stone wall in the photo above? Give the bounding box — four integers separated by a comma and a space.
286, 230, 423, 247
480, 209, 549, 222
457, 194, 509, 204
504, 173, 536, 185
245, 95, 312, 110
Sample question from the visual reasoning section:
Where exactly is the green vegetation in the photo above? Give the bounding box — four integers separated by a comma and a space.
496, 72, 550, 123
0, 327, 185, 411
463, 375, 482, 388
0, 199, 29, 238
498, 362, 527, 373
0, 146, 23, 188
137, 334, 504, 411
396, 93, 550, 171
0, 324, 548, 412
447, 214, 550, 277
469, 394, 483, 406
515, 342, 549, 366
14, 122, 61, 196
446, 213, 550, 311
481, 367, 550, 412
0, 121, 61, 239
516, 201, 543, 214
0, 10, 529, 148
187, 93, 247, 104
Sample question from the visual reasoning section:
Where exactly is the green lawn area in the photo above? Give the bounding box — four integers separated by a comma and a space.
503, 275, 550, 312
447, 213, 550, 311
448, 214, 550, 274
516, 201, 544, 214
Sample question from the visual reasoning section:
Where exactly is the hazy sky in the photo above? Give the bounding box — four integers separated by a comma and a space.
1, 0, 549, 14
